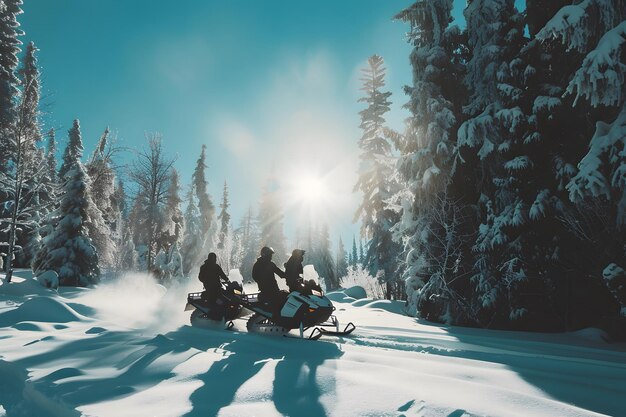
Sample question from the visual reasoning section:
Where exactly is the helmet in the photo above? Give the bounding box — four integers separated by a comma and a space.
207, 252, 217, 262
292, 249, 305, 258
260, 246, 275, 257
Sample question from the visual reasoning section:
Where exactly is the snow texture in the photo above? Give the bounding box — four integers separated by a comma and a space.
1, 270, 625, 417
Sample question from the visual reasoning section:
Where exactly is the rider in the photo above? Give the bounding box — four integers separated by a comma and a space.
284, 249, 306, 293
252, 246, 287, 308
198, 252, 229, 304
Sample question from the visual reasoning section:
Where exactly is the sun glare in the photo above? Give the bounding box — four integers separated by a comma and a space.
295, 175, 326, 204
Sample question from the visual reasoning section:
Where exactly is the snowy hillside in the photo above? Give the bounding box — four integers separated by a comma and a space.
1, 270, 625, 417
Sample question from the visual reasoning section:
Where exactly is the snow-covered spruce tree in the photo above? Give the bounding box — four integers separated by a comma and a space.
354, 55, 403, 300
161, 167, 184, 248
455, 0, 538, 328
535, 0, 626, 323
392, 0, 467, 319
0, 40, 47, 280
86, 128, 117, 225
193, 144, 216, 252
335, 236, 349, 281
32, 129, 60, 267
181, 186, 203, 275
13, 41, 48, 268
0, 0, 22, 168
83, 127, 117, 268
258, 175, 286, 264
153, 168, 184, 282
217, 181, 230, 249
32, 134, 99, 286
128, 134, 175, 272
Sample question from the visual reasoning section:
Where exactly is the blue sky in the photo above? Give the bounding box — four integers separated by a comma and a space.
19, 0, 522, 251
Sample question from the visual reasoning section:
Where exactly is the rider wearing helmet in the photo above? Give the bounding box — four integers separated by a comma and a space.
252, 246, 287, 307
198, 252, 229, 304
284, 249, 306, 293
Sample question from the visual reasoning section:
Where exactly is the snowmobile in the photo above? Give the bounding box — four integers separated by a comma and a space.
224, 280, 355, 340
185, 281, 245, 327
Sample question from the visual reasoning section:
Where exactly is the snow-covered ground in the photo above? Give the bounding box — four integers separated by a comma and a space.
1, 270, 625, 417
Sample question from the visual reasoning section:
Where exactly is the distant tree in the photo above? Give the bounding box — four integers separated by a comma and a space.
128, 134, 175, 272
181, 186, 203, 275
258, 175, 286, 264
217, 181, 231, 248
237, 206, 259, 281
192, 144, 215, 249
161, 167, 184, 248
350, 236, 358, 267
313, 223, 338, 290
336, 236, 349, 280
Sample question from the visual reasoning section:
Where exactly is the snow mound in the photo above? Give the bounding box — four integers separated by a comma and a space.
326, 286, 367, 303
0, 296, 84, 326
0, 271, 48, 297
358, 299, 407, 315
36, 271, 59, 290
351, 298, 373, 307
570, 327, 611, 343
325, 291, 356, 303
342, 286, 367, 299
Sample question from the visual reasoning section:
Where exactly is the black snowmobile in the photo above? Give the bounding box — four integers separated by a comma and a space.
225, 280, 355, 340
186, 279, 355, 339
185, 281, 245, 327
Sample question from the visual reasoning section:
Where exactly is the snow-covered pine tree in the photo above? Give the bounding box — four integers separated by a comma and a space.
217, 181, 230, 249
535, 0, 626, 324
0, 39, 47, 280
162, 167, 184, 248
84, 127, 117, 268
32, 130, 99, 286
393, 0, 467, 318
350, 236, 358, 267
354, 54, 403, 299
44, 128, 57, 183
181, 185, 203, 275
258, 175, 286, 264
86, 128, 117, 224
336, 236, 349, 281
192, 144, 215, 251
33, 129, 60, 268
128, 134, 175, 272
58, 120, 83, 180
455, 0, 535, 327
0, 0, 22, 165
13, 41, 47, 268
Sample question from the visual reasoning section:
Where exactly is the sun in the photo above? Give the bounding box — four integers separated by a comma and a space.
284, 171, 333, 222
293, 175, 327, 205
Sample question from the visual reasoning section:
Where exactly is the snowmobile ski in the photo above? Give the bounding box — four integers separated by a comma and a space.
317, 322, 356, 336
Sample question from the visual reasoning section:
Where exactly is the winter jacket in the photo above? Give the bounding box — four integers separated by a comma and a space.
198, 261, 228, 296
252, 257, 286, 295
284, 257, 304, 291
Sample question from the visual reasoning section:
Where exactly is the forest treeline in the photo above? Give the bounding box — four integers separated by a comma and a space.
1, 0, 625, 332
353, 0, 625, 332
